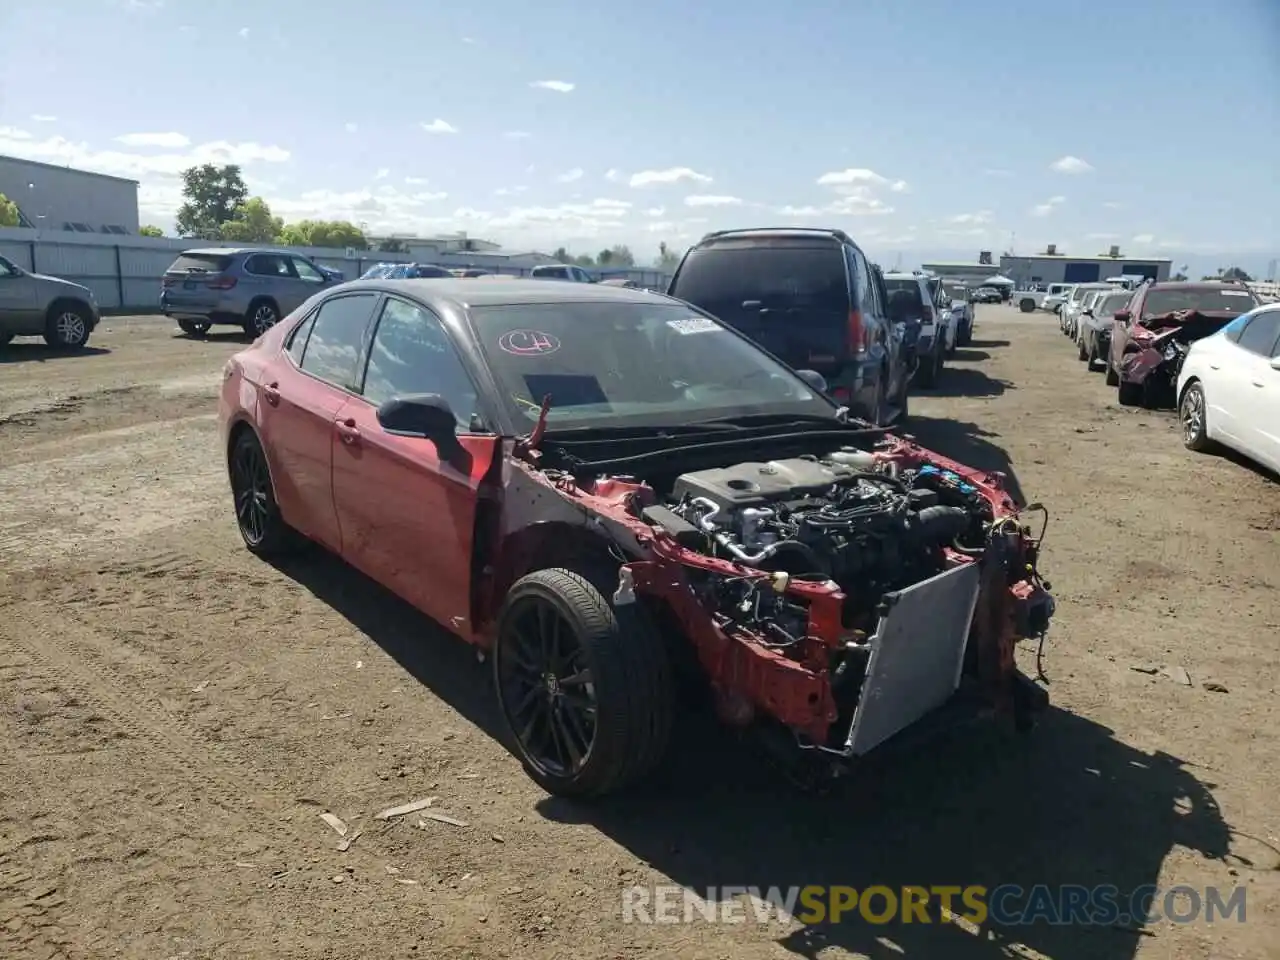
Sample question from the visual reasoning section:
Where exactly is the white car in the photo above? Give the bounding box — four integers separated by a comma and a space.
1176, 303, 1280, 473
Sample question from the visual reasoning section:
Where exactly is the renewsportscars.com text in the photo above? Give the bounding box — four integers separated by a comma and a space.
621, 884, 1247, 927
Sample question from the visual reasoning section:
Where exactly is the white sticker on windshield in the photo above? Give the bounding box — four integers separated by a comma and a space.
667, 317, 721, 335
1220, 290, 1251, 296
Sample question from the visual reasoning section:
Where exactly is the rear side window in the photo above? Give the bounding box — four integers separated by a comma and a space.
298, 294, 379, 389
673, 242, 849, 312
245, 254, 292, 277
167, 253, 231, 274
534, 266, 569, 279
1097, 294, 1130, 316
883, 279, 925, 304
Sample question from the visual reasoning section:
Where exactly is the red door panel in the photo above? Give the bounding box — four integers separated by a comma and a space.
332, 397, 499, 639
257, 359, 350, 551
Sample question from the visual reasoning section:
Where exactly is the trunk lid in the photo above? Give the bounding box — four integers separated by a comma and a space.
162, 252, 235, 307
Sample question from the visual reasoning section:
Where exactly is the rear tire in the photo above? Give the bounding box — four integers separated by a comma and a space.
915, 346, 940, 389
1105, 359, 1120, 386
493, 568, 674, 798
228, 429, 299, 556
178, 318, 212, 338
1117, 378, 1143, 406
1077, 337, 1089, 361
43, 303, 91, 349
1019, 299, 1035, 313
1086, 340, 1100, 371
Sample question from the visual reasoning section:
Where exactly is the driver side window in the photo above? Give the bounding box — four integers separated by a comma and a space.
0, 256, 17, 278
360, 297, 484, 430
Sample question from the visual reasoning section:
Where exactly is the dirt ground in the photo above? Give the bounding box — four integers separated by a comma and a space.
2, 308, 1277, 960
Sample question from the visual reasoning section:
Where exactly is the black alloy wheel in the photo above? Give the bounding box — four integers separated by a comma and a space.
229, 431, 295, 554
493, 568, 673, 798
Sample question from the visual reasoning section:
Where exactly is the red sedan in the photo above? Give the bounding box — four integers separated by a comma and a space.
219, 279, 1055, 797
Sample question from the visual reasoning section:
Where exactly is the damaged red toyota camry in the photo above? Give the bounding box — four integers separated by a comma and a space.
218, 279, 1055, 797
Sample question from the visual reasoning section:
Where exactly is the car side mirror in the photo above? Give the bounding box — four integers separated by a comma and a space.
376, 394, 459, 449
1083, 309, 1093, 317
1270, 355, 1280, 371
794, 369, 828, 394
1113, 309, 1131, 324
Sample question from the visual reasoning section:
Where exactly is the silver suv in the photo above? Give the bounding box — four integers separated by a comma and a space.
160, 247, 341, 337
0, 253, 100, 350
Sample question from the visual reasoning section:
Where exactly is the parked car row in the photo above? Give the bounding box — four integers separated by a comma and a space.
0, 252, 102, 349
1055, 277, 1278, 473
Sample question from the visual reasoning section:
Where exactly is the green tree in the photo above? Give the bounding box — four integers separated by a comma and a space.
277, 219, 369, 249
139, 224, 164, 237
219, 197, 283, 243
0, 193, 20, 228
551, 246, 571, 263
655, 241, 680, 272
597, 248, 614, 266
175, 164, 249, 238
573, 254, 595, 267
378, 237, 407, 253
1222, 266, 1252, 282
608, 244, 635, 267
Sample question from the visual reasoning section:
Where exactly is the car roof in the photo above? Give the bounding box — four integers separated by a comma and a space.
345, 277, 677, 309
180, 247, 293, 257
694, 227, 852, 245
1143, 281, 1240, 291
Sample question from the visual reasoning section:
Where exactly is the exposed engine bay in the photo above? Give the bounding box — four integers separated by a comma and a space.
597, 441, 1055, 761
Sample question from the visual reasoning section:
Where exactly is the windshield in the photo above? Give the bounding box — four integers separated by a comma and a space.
1141, 287, 1259, 316
1097, 293, 1131, 316
469, 301, 833, 430
671, 243, 848, 312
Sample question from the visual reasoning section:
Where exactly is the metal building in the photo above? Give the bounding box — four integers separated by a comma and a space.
1000, 244, 1172, 287
0, 155, 140, 235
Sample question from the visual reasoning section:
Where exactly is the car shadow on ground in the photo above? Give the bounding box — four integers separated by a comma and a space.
919, 368, 1013, 400
949, 348, 992, 362
173, 330, 256, 343
967, 338, 1011, 349
897, 413, 1027, 509
538, 709, 1232, 960
265, 550, 506, 734
0, 343, 111, 363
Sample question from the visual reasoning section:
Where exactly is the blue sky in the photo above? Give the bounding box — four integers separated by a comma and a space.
1, 0, 1277, 274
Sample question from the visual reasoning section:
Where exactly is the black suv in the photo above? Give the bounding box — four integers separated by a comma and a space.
666, 228, 913, 425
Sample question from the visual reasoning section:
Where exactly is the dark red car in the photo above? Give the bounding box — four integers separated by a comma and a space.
1106, 281, 1261, 407
218, 279, 1055, 797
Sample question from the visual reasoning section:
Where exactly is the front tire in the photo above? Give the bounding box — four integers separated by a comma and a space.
228, 429, 297, 555
1179, 382, 1213, 452
915, 346, 940, 389
493, 568, 674, 798
1117, 377, 1143, 406
43, 304, 91, 349
1077, 336, 1089, 361
178, 318, 212, 338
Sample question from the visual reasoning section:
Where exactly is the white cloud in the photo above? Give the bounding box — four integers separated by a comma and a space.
1087, 232, 1121, 240
403, 176, 429, 185
1049, 155, 1094, 174
493, 186, 528, 197
604, 168, 622, 182
462, 36, 476, 44
777, 205, 825, 217
1131, 233, 1155, 245
420, 119, 458, 134
374, 168, 390, 180
529, 80, 575, 93
0, 128, 290, 179
1102, 201, 1122, 209
503, 130, 531, 139
238, 26, 249, 38
1030, 196, 1066, 217
30, 114, 57, 123
344, 122, 358, 133
949, 211, 994, 225
812, 167, 902, 216
644, 206, 665, 217
556, 168, 584, 184
684, 195, 742, 207
983, 168, 1013, 177
628, 167, 713, 188
114, 131, 192, 149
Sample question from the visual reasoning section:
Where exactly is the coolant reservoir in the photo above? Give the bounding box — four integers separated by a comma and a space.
828, 447, 878, 471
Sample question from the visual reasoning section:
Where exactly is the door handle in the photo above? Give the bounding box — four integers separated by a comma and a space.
335, 417, 361, 446
1208, 364, 1220, 370
262, 381, 281, 406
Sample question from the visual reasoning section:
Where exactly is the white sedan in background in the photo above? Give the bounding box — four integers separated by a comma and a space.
1177, 303, 1280, 473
